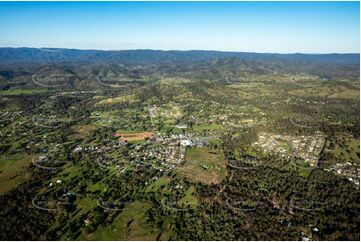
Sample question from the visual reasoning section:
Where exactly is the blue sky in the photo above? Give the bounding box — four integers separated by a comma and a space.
0, 1, 359, 53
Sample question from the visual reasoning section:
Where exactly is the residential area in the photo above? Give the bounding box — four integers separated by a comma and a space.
253, 132, 325, 167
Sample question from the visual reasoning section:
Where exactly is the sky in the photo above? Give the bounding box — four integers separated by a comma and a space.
0, 1, 359, 53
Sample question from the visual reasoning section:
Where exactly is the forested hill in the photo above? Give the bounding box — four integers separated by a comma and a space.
0, 47, 359, 66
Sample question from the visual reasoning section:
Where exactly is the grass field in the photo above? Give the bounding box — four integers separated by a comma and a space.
0, 154, 33, 194
82, 201, 173, 240
288, 85, 359, 99
177, 186, 198, 209
323, 135, 360, 164
115, 131, 153, 141
115, 129, 145, 134
159, 125, 182, 134
192, 123, 223, 131
77, 197, 98, 213
71, 124, 98, 139
144, 177, 170, 193
177, 147, 226, 185
97, 94, 139, 105
54, 164, 81, 183
86, 183, 108, 193
90, 111, 123, 127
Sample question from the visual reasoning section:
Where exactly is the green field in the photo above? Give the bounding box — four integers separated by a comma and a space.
0, 154, 33, 194
144, 177, 170, 193
80, 201, 173, 240
87, 183, 108, 192
323, 135, 360, 165
177, 186, 198, 209
77, 197, 98, 213
54, 164, 81, 183
192, 123, 223, 131
97, 94, 139, 105
288, 85, 360, 100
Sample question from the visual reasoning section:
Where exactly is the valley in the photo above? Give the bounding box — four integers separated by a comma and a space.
0, 48, 359, 241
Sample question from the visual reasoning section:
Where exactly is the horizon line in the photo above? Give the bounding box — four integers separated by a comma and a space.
0, 46, 360, 55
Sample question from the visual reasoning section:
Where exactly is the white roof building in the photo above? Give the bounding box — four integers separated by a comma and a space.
180, 139, 192, 147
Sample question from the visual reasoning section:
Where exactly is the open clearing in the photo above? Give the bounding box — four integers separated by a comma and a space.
115, 131, 153, 141
71, 124, 97, 139
81, 201, 173, 240
178, 186, 198, 209
97, 94, 139, 105
0, 154, 32, 194
192, 123, 223, 131
288, 85, 359, 99
144, 177, 170, 193
177, 147, 227, 185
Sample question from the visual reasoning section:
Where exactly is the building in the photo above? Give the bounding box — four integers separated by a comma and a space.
180, 139, 192, 146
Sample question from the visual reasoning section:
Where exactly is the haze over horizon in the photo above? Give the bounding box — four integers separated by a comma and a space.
0, 1, 359, 53
1, 46, 360, 55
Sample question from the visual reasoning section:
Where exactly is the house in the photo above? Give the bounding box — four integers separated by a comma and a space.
84, 214, 93, 226
180, 139, 192, 147
38, 155, 47, 163
175, 124, 188, 129
74, 146, 83, 153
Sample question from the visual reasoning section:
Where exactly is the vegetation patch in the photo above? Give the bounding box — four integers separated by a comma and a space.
115, 131, 154, 142
83, 201, 172, 240
144, 177, 170, 193
71, 124, 98, 139
0, 89, 46, 95
0, 154, 32, 194
177, 186, 198, 209
177, 147, 226, 185
192, 123, 223, 131
86, 183, 108, 193
97, 94, 139, 105
322, 135, 360, 165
